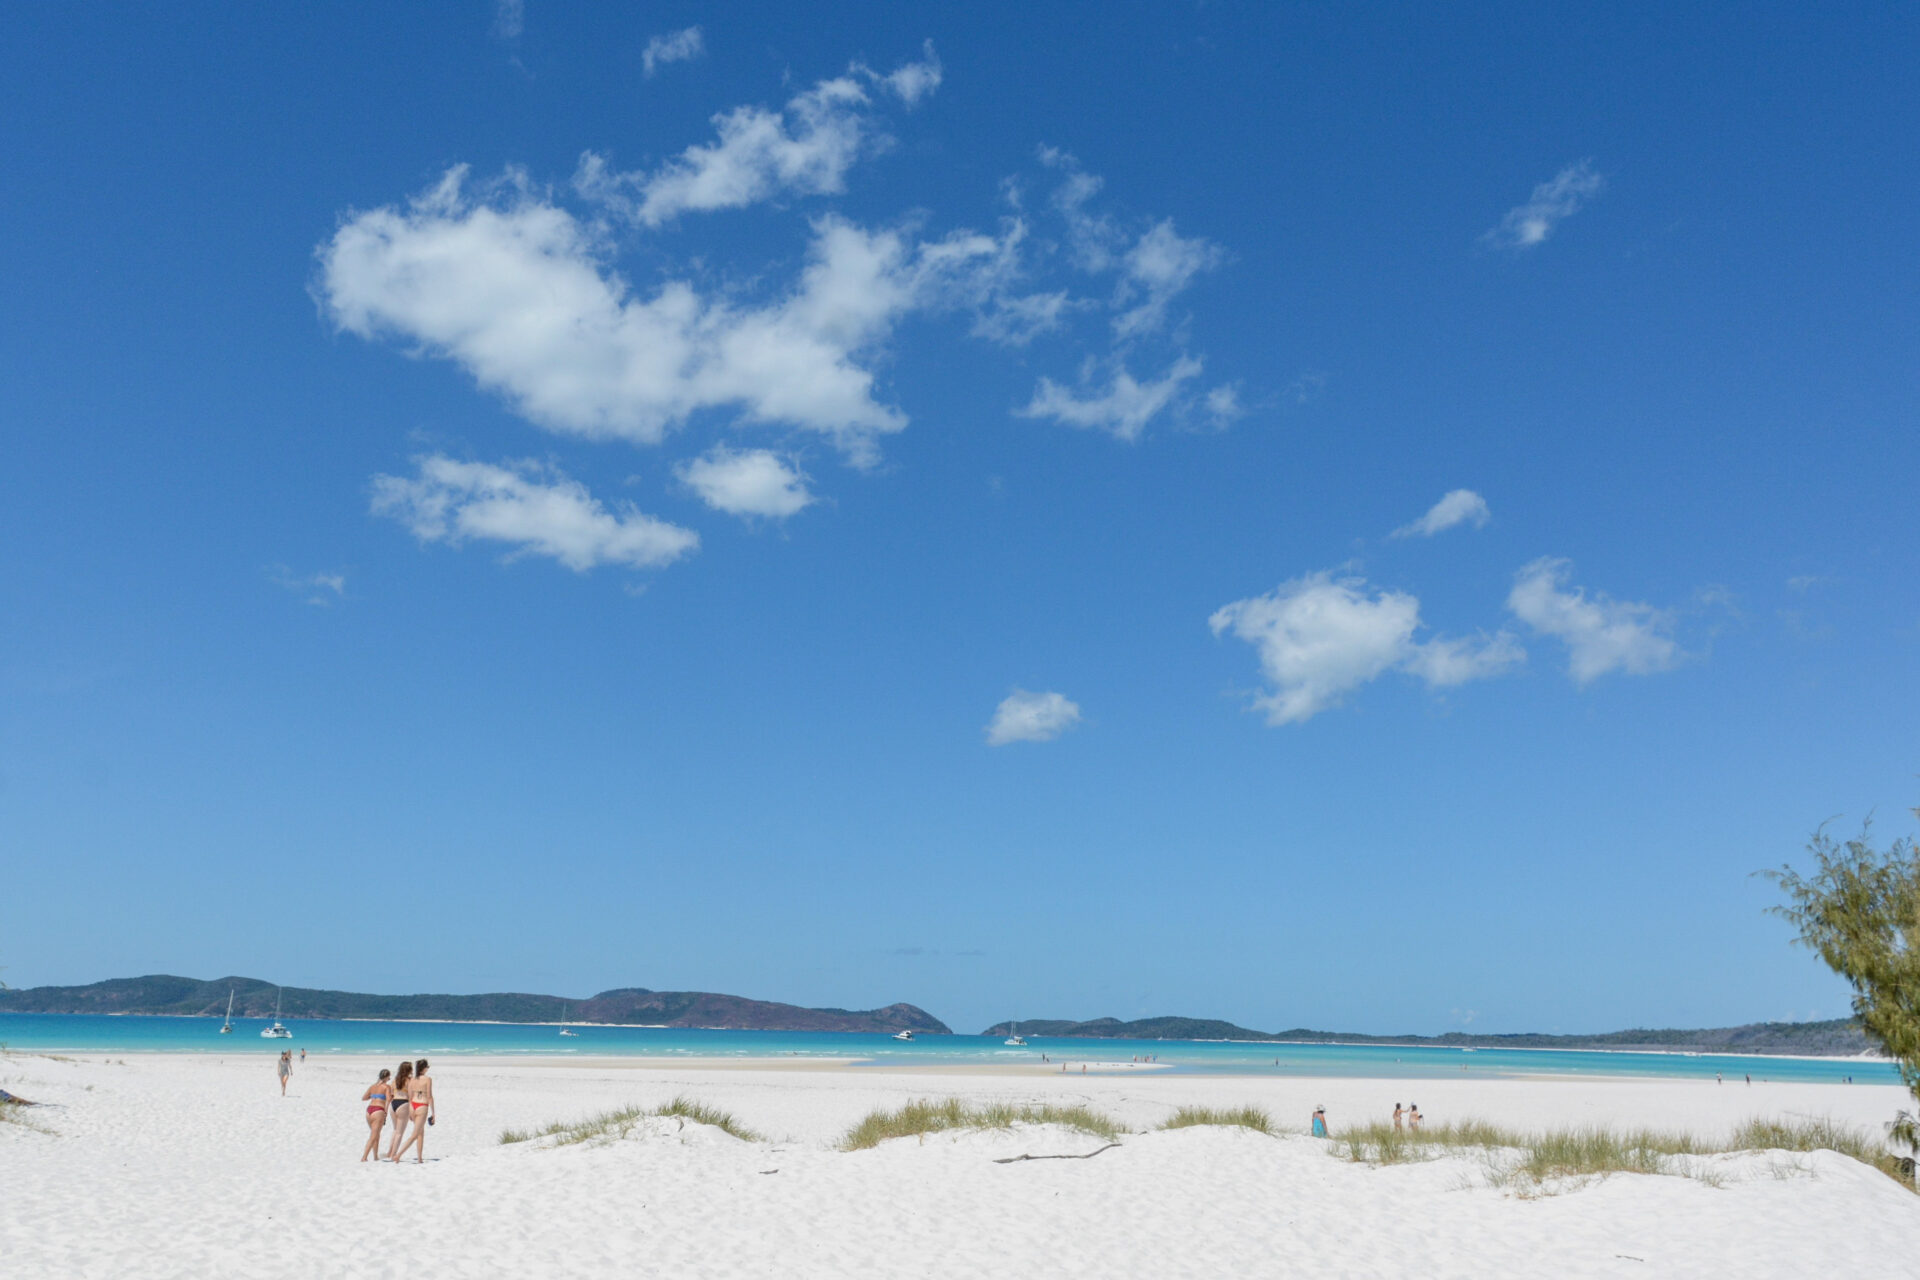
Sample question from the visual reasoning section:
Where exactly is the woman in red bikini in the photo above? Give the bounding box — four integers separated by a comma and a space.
359, 1068, 391, 1162
391, 1059, 435, 1164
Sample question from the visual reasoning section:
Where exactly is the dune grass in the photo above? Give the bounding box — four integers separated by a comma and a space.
1334, 1114, 1911, 1190
499, 1096, 760, 1147
1729, 1116, 1910, 1183
839, 1097, 1122, 1151
1160, 1105, 1277, 1135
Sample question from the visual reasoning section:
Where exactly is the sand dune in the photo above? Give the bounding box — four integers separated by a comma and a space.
4, 1053, 1915, 1278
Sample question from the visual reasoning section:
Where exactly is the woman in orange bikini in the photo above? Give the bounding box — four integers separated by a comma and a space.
391, 1058, 435, 1164
359, 1068, 391, 1162
383, 1061, 414, 1161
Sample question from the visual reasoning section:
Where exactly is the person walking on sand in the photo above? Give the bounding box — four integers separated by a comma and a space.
384, 1061, 414, 1161
360, 1069, 391, 1162
392, 1059, 435, 1164
1409, 1103, 1423, 1131
276, 1050, 292, 1096
1393, 1103, 1404, 1132
1311, 1106, 1328, 1138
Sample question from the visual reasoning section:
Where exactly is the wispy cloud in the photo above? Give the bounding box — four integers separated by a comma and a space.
641, 26, 704, 77
371, 455, 697, 572
986, 689, 1083, 745
1392, 489, 1491, 539
491, 0, 524, 41
269, 566, 347, 606
1113, 219, 1225, 339
676, 446, 814, 519
1210, 570, 1522, 725
1483, 161, 1604, 250
1018, 356, 1204, 441
1505, 557, 1678, 682
576, 46, 939, 226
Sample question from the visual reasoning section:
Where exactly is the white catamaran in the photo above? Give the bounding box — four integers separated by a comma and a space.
1003, 1022, 1027, 1047
260, 988, 292, 1039
219, 989, 234, 1034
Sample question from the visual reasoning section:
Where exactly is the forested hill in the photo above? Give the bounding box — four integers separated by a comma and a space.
982, 1016, 1872, 1057
0, 975, 952, 1034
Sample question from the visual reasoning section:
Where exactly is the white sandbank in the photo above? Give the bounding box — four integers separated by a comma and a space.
3, 1052, 1914, 1278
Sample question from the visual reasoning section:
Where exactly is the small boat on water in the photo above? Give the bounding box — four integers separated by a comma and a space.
892, 1030, 915, 1042
1004, 1022, 1027, 1047
260, 988, 292, 1039
559, 1001, 579, 1036
219, 990, 234, 1035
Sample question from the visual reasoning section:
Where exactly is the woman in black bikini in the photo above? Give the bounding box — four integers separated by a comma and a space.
384, 1061, 414, 1161
392, 1059, 435, 1164
359, 1068, 391, 1162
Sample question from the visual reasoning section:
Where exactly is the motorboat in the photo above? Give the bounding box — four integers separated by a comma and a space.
260, 987, 293, 1039
892, 1030, 914, 1042
219, 989, 234, 1035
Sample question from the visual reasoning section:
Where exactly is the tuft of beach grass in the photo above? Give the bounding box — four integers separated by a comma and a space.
1160, 1105, 1277, 1135
838, 1097, 1122, 1151
1334, 1114, 1912, 1191
499, 1096, 760, 1147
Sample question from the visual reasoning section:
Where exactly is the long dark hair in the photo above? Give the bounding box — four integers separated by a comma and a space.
393, 1061, 413, 1091
415, 1058, 429, 1075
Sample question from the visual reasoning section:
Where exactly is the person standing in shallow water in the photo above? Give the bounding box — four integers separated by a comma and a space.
392, 1059, 435, 1164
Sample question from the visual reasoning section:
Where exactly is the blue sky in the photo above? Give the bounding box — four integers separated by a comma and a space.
3, 2, 1915, 1036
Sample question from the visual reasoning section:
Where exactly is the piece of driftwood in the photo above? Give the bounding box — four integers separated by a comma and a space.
993, 1142, 1122, 1164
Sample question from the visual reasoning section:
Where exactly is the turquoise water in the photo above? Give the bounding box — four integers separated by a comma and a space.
0, 1013, 1895, 1083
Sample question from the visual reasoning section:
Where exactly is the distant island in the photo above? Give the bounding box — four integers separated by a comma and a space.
0, 975, 952, 1036
981, 1015, 1871, 1057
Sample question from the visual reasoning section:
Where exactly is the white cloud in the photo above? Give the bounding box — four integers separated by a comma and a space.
320, 171, 1011, 464
641, 26, 704, 77
1018, 355, 1204, 441
1393, 489, 1491, 538
1204, 382, 1245, 427
269, 566, 347, 606
492, 0, 524, 40
677, 446, 814, 519
371, 455, 697, 571
877, 39, 942, 105
1483, 161, 1604, 250
1113, 218, 1223, 339
985, 689, 1082, 745
1210, 571, 1523, 725
577, 47, 939, 226
1506, 557, 1678, 682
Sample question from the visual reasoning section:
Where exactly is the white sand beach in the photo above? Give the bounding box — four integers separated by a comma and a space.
4, 1052, 1915, 1279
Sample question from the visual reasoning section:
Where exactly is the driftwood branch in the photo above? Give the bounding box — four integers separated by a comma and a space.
993, 1142, 1122, 1164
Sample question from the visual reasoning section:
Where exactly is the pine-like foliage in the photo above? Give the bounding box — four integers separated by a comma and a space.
1765, 808, 1920, 1160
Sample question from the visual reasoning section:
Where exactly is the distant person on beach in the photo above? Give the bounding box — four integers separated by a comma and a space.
300, 1048, 307, 1063
360, 1069, 391, 1161
1393, 1103, 1404, 1132
277, 1050, 292, 1095
384, 1061, 414, 1160
392, 1059, 436, 1163
1311, 1106, 1328, 1138
1745, 1075, 1751, 1086
1408, 1103, 1422, 1131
